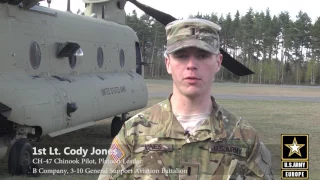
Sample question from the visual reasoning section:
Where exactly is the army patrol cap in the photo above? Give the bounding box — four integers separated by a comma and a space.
165, 18, 221, 54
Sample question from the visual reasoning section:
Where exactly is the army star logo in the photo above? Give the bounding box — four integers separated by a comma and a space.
285, 137, 305, 157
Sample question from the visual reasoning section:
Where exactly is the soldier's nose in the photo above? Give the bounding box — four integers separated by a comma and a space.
186, 57, 197, 70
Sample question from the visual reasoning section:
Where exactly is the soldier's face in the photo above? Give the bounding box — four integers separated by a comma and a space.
165, 47, 222, 98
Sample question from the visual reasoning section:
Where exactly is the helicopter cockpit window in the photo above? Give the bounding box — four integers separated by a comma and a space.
29, 41, 41, 70
119, 49, 125, 68
69, 55, 77, 69
97, 47, 104, 68
135, 42, 142, 75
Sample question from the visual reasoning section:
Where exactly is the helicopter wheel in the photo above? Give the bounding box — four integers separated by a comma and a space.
8, 139, 33, 176
8, 0, 22, 5
111, 116, 123, 138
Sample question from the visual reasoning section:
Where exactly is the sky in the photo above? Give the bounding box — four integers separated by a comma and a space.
39, 0, 319, 23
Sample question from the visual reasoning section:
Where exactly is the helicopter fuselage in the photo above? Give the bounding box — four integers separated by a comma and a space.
0, 3, 147, 160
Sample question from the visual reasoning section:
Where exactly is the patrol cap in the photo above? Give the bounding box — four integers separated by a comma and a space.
165, 18, 221, 54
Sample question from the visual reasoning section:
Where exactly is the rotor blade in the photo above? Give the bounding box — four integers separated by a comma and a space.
220, 48, 254, 76
127, 0, 254, 76
127, 0, 175, 25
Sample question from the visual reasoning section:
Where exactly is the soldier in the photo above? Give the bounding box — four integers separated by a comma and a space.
98, 18, 274, 179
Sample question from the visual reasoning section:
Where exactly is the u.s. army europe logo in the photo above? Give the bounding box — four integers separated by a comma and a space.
281, 134, 309, 179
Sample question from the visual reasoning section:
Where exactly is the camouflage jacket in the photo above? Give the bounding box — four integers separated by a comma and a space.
98, 95, 274, 180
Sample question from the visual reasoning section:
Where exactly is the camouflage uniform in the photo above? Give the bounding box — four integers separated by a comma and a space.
98, 95, 274, 180
98, 19, 274, 180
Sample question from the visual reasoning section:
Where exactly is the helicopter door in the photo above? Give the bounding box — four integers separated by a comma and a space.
135, 42, 142, 75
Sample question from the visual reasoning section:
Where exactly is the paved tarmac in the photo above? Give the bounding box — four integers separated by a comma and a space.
149, 92, 320, 102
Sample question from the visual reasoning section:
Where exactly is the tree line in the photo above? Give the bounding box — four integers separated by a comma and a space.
126, 9, 320, 85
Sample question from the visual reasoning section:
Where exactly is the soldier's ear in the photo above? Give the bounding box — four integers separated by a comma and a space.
215, 54, 223, 72
165, 56, 172, 74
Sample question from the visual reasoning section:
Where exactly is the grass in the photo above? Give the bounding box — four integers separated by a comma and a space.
216, 100, 319, 180
0, 81, 319, 180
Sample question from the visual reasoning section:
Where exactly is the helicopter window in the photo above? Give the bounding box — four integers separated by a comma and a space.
29, 41, 41, 70
69, 55, 77, 69
97, 47, 104, 68
135, 42, 142, 75
120, 49, 125, 68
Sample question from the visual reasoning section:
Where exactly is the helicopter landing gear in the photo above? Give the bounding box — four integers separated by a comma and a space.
111, 113, 131, 138
4, 125, 40, 176
8, 139, 33, 175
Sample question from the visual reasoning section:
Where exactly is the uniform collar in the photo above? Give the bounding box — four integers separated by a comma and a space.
156, 93, 227, 141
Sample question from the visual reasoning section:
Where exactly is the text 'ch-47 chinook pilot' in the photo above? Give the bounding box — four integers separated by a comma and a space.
98, 18, 275, 180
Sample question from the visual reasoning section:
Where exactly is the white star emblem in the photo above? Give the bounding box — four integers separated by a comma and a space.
285, 137, 305, 157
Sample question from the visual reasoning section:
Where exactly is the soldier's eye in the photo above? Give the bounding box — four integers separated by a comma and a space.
174, 53, 188, 59
197, 53, 209, 59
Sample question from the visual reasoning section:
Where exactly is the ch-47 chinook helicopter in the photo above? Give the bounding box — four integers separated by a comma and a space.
0, 0, 253, 176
